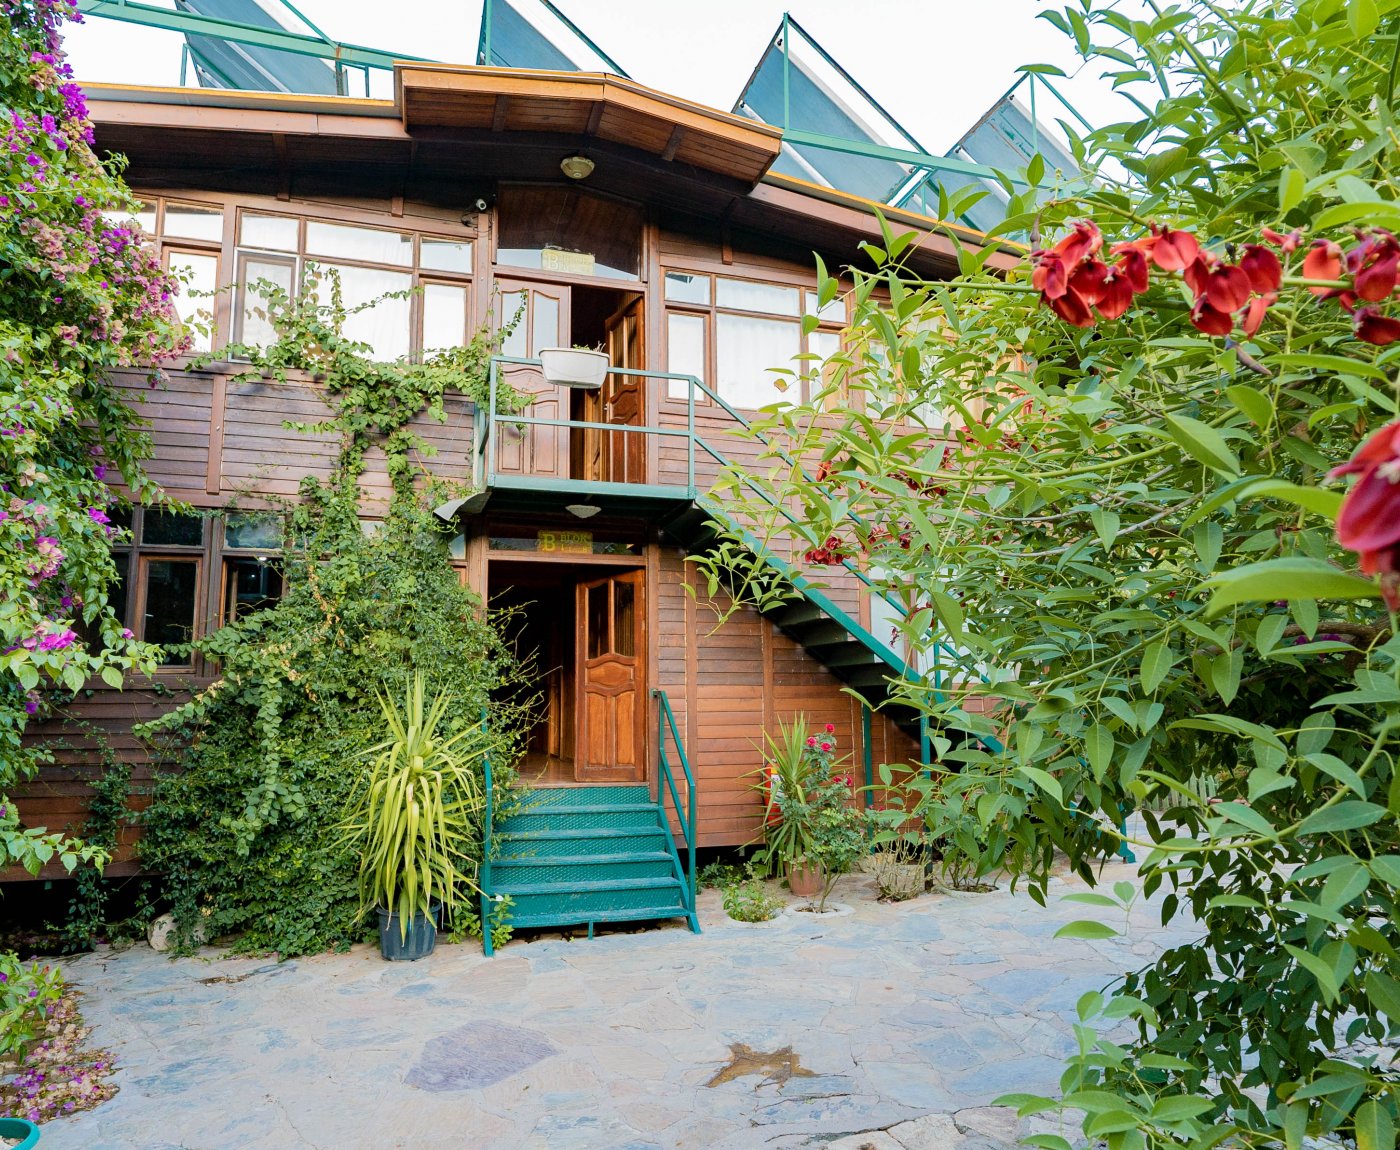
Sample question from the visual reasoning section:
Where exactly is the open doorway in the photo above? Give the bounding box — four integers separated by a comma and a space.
491, 559, 646, 786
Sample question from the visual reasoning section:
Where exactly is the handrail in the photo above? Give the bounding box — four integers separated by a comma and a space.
480, 705, 496, 957
652, 687, 697, 918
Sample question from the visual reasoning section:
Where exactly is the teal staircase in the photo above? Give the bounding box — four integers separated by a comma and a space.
479, 693, 699, 955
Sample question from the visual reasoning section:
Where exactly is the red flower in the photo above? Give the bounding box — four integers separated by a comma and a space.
1190, 297, 1234, 336
1347, 230, 1400, 302
1047, 284, 1095, 327
1202, 262, 1252, 312
1240, 244, 1282, 294
1051, 219, 1103, 266
1151, 227, 1201, 272
1242, 292, 1277, 336
1329, 420, 1400, 605
1354, 307, 1400, 346
807, 736, 818, 747
825, 723, 835, 733
820, 742, 832, 752
1033, 222, 1105, 328
1303, 240, 1343, 295
1261, 227, 1303, 254
1067, 258, 1108, 306
1095, 264, 1136, 320
1108, 243, 1151, 293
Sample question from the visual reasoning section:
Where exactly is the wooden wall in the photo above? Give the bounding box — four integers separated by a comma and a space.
653, 539, 919, 848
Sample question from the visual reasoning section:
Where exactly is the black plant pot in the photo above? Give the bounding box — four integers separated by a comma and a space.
377, 904, 439, 961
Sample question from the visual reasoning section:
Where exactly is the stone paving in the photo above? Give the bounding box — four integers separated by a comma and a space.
40, 858, 1197, 1150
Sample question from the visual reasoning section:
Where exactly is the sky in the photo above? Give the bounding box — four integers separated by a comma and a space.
62, 0, 1146, 154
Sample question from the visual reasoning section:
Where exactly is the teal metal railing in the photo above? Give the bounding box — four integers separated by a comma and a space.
652, 688, 698, 927
475, 356, 995, 753
479, 705, 497, 957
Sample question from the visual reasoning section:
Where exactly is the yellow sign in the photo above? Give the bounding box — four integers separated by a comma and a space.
538, 529, 593, 555
541, 247, 596, 275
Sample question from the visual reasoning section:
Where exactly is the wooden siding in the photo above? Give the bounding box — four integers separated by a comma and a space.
654, 540, 919, 848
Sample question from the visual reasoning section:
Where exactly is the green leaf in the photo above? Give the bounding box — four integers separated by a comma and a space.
1163, 413, 1240, 475
1090, 507, 1120, 551
1243, 480, 1343, 519
1368, 856, 1400, 887
1285, 944, 1342, 1004
930, 590, 965, 638
1298, 800, 1388, 835
1084, 724, 1115, 782
100, 665, 125, 689
1150, 1095, 1215, 1122
1354, 1100, 1395, 1150
1279, 168, 1306, 214
1281, 1100, 1307, 1150
1365, 969, 1400, 1025
1226, 384, 1275, 428
1019, 766, 1063, 806
1319, 861, 1370, 910
1140, 641, 1174, 694
1203, 558, 1379, 618
1054, 919, 1119, 940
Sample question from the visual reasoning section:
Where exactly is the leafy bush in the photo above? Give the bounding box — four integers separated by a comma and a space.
721, 878, 783, 923
0, 953, 62, 1061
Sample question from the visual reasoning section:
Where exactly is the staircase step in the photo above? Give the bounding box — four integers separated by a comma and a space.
501, 804, 660, 832
506, 905, 693, 930
495, 827, 670, 858
491, 853, 677, 884
817, 644, 883, 668
495, 879, 687, 919
495, 876, 682, 896
512, 786, 649, 809
770, 601, 827, 627
785, 619, 853, 648
839, 663, 894, 689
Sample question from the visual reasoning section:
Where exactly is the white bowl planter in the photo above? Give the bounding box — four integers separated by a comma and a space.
539, 347, 610, 389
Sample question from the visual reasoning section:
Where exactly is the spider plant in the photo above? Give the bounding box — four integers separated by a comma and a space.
341, 673, 486, 941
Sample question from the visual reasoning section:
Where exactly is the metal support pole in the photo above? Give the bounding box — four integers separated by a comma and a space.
861, 702, 873, 809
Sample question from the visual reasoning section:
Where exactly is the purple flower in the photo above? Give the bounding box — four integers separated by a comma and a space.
87, 507, 109, 525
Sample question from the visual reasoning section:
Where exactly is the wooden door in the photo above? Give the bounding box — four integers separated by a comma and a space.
575, 569, 645, 781
493, 279, 570, 480
604, 296, 646, 485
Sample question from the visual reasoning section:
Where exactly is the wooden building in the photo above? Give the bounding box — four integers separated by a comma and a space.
12, 7, 1037, 934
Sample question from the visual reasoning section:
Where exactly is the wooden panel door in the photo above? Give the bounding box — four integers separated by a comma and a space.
576, 569, 645, 781
493, 279, 570, 480
604, 296, 646, 485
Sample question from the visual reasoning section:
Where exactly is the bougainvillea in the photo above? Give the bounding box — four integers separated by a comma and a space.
1, 0, 184, 877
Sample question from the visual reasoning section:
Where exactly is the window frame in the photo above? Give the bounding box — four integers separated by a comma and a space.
661, 268, 848, 410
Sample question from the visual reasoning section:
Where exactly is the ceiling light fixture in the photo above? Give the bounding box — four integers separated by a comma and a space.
560, 154, 595, 180
565, 502, 601, 520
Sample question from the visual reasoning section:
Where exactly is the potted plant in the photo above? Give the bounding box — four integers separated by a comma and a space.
341, 673, 486, 960
538, 344, 610, 388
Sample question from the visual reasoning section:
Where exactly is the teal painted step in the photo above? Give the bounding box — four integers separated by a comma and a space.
502, 804, 659, 833
507, 905, 693, 930
491, 852, 676, 885
513, 785, 649, 809
496, 877, 687, 919
495, 827, 669, 857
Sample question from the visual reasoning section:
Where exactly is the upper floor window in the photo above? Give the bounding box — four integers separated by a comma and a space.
105, 197, 223, 354
496, 187, 642, 281
235, 212, 474, 362
662, 271, 846, 409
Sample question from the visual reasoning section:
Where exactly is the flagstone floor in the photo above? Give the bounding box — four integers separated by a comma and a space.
38, 858, 1196, 1150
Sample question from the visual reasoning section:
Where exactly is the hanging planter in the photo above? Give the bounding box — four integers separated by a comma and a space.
539, 347, 610, 389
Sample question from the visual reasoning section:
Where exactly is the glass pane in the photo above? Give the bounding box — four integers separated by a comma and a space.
533, 294, 561, 355
499, 292, 527, 358
497, 187, 641, 279
716, 278, 800, 316
104, 200, 155, 234
143, 508, 205, 546
306, 220, 413, 267
716, 312, 801, 409
613, 579, 635, 657
587, 583, 608, 659
143, 559, 198, 662
240, 257, 295, 349
420, 238, 473, 273
167, 251, 218, 354
164, 202, 223, 242
666, 312, 705, 400
313, 263, 412, 361
664, 272, 709, 304
240, 213, 298, 252
805, 289, 845, 323
224, 558, 283, 621
224, 513, 282, 550
422, 283, 467, 355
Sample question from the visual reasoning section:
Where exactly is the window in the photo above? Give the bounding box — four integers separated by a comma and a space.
221, 513, 285, 623
233, 211, 474, 361
662, 270, 847, 409
496, 187, 642, 280
108, 508, 208, 668
104, 198, 225, 354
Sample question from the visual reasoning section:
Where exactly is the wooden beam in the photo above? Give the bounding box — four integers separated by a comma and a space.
660, 125, 685, 163
492, 94, 510, 132
585, 100, 604, 135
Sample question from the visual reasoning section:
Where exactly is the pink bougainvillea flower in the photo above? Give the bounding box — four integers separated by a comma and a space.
1354, 307, 1400, 346
1151, 227, 1201, 272
1329, 420, 1400, 607
1347, 230, 1400, 302
1303, 239, 1344, 295
1240, 244, 1283, 294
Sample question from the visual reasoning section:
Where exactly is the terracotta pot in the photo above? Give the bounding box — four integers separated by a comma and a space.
787, 859, 824, 897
